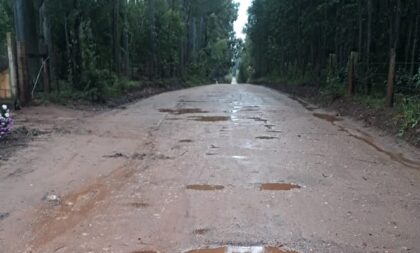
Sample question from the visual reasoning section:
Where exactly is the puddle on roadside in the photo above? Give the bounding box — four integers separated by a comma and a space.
313, 113, 342, 123
159, 108, 208, 115
190, 116, 231, 122
186, 185, 225, 191
185, 246, 298, 253
130, 251, 158, 253
256, 136, 278, 140
260, 183, 301, 191
193, 228, 211, 235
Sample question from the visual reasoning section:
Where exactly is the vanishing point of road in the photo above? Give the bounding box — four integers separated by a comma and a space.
0, 84, 420, 253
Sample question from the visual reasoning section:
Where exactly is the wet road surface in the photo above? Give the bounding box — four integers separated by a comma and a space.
1, 84, 420, 253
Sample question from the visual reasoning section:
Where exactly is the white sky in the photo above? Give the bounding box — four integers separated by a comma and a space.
234, 0, 252, 40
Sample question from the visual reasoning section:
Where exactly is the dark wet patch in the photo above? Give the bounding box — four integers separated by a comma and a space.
103, 152, 128, 159
186, 185, 225, 191
241, 105, 260, 112
185, 246, 298, 253
264, 124, 275, 130
313, 113, 342, 123
267, 130, 282, 133
206, 153, 218, 156
256, 136, 278, 140
159, 108, 208, 115
0, 212, 10, 221
129, 202, 149, 208
179, 139, 194, 143
190, 116, 231, 122
248, 117, 268, 123
193, 228, 211, 235
260, 183, 301, 191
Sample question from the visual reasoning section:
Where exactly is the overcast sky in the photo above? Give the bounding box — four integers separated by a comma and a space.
234, 0, 252, 40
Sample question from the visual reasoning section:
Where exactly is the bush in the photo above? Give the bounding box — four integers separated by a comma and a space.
0, 104, 12, 138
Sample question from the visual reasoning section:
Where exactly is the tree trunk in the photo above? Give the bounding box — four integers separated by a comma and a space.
386, 48, 396, 107
366, 0, 372, 94
112, 0, 121, 75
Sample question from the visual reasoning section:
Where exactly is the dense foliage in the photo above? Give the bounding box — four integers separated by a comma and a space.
3, 0, 238, 101
240, 0, 420, 108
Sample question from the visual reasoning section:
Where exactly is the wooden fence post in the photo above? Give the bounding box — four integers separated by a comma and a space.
386, 48, 396, 107
347, 51, 358, 96
16, 41, 30, 105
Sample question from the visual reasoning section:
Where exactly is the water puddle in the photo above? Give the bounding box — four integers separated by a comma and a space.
129, 202, 149, 208
179, 139, 194, 143
130, 251, 157, 253
313, 113, 342, 123
186, 185, 225, 191
159, 108, 208, 115
260, 183, 301, 191
232, 156, 247, 160
185, 246, 297, 253
256, 136, 278, 140
193, 228, 211, 235
190, 116, 231, 122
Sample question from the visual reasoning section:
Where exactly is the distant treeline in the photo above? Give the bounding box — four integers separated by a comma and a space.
0, 0, 238, 101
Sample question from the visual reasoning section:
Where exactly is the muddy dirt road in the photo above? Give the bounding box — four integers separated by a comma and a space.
1, 84, 420, 253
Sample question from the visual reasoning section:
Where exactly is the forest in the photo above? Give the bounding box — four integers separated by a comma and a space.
239, 0, 420, 133
0, 0, 238, 103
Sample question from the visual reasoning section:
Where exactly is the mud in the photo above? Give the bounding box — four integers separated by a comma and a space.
259, 183, 301, 191
186, 185, 225, 191
185, 246, 297, 253
159, 108, 208, 115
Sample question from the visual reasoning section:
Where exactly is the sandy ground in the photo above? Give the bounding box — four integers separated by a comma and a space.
0, 84, 420, 253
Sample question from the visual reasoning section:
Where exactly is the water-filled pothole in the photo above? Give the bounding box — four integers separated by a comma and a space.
256, 136, 278, 140
190, 116, 231, 122
185, 246, 298, 253
186, 185, 225, 191
159, 108, 208, 115
260, 183, 301, 191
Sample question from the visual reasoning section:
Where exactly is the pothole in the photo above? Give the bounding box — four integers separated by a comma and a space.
185, 246, 298, 253
129, 202, 149, 208
179, 139, 194, 143
256, 136, 278, 140
159, 108, 208, 115
259, 183, 301, 191
186, 185, 225, 191
193, 228, 211, 235
189, 116, 231, 122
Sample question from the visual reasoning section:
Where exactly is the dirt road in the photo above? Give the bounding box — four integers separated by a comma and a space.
1, 84, 420, 253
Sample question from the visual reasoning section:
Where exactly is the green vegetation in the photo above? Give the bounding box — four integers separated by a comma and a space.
239, 0, 420, 133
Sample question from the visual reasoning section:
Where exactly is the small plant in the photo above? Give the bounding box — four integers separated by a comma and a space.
0, 104, 12, 138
